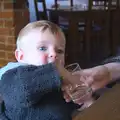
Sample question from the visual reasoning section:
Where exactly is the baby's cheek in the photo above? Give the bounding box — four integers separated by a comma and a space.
41, 54, 48, 64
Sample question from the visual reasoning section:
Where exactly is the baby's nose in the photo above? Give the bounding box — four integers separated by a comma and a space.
49, 51, 57, 62
50, 53, 57, 58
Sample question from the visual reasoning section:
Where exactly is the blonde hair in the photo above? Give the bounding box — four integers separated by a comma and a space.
16, 20, 66, 49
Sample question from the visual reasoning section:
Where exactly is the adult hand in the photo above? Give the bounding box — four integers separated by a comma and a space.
54, 60, 92, 105
62, 72, 93, 105
62, 65, 111, 105
81, 65, 111, 92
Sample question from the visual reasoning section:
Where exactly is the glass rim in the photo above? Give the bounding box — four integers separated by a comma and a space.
65, 63, 81, 72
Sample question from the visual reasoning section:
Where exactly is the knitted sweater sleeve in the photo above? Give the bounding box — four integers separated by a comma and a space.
0, 63, 61, 108
0, 113, 9, 120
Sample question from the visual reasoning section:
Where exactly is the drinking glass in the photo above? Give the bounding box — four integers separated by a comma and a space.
65, 63, 93, 106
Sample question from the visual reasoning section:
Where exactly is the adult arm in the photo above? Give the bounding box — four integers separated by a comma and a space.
63, 56, 120, 104
89, 55, 120, 91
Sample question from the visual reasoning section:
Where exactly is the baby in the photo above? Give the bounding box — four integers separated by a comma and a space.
0, 20, 81, 120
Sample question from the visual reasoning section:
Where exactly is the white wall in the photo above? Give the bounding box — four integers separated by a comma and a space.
28, 0, 88, 22
28, 0, 36, 22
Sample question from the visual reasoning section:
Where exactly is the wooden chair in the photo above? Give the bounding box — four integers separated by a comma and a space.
110, 7, 120, 55
34, 0, 48, 20
52, 0, 74, 25
48, 0, 119, 67
66, 0, 120, 66
84, 0, 120, 64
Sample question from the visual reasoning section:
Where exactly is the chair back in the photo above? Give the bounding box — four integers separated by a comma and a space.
34, 0, 48, 20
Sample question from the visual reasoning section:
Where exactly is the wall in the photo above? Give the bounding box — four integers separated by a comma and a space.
0, 0, 29, 66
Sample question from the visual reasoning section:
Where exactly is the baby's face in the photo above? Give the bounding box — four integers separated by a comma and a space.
17, 29, 65, 66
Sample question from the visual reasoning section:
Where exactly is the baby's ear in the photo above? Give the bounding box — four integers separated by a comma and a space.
15, 49, 24, 62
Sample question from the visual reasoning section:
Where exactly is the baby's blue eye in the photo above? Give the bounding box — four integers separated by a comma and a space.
39, 46, 47, 51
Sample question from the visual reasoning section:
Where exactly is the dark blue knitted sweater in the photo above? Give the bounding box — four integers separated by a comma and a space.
0, 63, 78, 120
